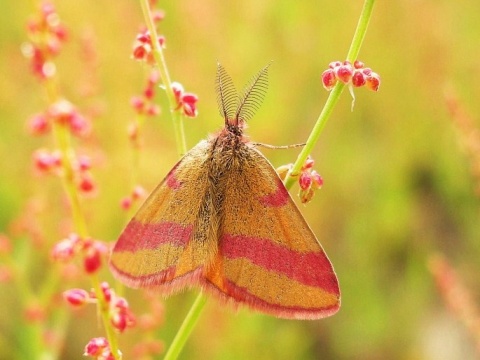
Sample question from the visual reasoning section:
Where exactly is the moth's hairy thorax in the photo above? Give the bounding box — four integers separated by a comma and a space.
193, 127, 251, 263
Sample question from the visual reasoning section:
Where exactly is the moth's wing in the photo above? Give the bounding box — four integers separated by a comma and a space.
203, 147, 340, 319
110, 140, 213, 294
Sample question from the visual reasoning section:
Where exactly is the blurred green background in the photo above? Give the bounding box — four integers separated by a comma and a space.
1, 0, 480, 359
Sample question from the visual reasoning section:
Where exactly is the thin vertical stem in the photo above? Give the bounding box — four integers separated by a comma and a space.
283, 0, 376, 189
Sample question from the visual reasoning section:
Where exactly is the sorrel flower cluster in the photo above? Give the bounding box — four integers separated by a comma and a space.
171, 82, 199, 118
132, 31, 166, 65
278, 157, 323, 204
51, 233, 108, 274
322, 60, 380, 92
64, 282, 135, 333
22, 2, 68, 79
130, 70, 161, 119
84, 337, 116, 360
30, 99, 95, 194
131, 23, 199, 119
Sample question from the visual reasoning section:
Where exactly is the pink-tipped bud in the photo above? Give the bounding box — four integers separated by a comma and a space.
132, 185, 146, 199
33, 149, 60, 173
352, 71, 366, 87
335, 63, 354, 84
84, 337, 109, 357
321, 69, 337, 91
366, 72, 381, 91
83, 243, 102, 274
171, 82, 184, 104
362, 68, 372, 76
353, 60, 364, 69
299, 187, 315, 204
311, 170, 324, 188
51, 234, 80, 262
158, 36, 166, 48
101, 282, 112, 302
299, 172, 312, 191
120, 196, 132, 210
144, 86, 154, 99
130, 96, 145, 112
77, 155, 91, 172
152, 10, 165, 22
146, 104, 161, 116
78, 174, 96, 193
28, 113, 50, 135
63, 288, 90, 307
181, 93, 199, 118
302, 157, 315, 170
329, 61, 342, 69
69, 113, 90, 137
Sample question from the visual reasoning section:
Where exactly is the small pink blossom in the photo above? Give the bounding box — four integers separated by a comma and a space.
63, 288, 90, 307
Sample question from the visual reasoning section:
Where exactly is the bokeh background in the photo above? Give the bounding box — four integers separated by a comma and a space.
1, 0, 480, 359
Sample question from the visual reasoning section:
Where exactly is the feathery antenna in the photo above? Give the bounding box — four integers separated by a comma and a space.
215, 62, 238, 124
235, 63, 270, 125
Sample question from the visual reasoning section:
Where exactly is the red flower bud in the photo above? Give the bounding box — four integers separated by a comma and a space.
28, 113, 50, 135
63, 288, 90, 307
352, 71, 366, 87
84, 337, 109, 357
366, 72, 381, 91
321, 69, 337, 91
353, 60, 364, 69
299, 172, 312, 191
335, 64, 354, 84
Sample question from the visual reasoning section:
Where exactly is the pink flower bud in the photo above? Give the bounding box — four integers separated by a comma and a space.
171, 82, 184, 104
132, 185, 146, 200
302, 157, 315, 170
311, 170, 324, 188
33, 149, 55, 172
329, 61, 342, 69
63, 288, 90, 307
51, 239, 76, 262
146, 104, 161, 116
321, 69, 337, 91
84, 337, 109, 357
366, 72, 381, 91
28, 113, 50, 135
78, 174, 96, 193
83, 244, 102, 274
299, 172, 312, 191
130, 96, 145, 112
362, 68, 372, 76
353, 60, 364, 69
70, 113, 90, 137
335, 64, 354, 84
132, 45, 148, 60
144, 86, 154, 99
299, 187, 315, 204
120, 196, 132, 210
101, 281, 112, 302
352, 71, 366, 87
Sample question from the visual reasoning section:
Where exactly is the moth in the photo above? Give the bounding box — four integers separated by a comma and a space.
110, 64, 340, 319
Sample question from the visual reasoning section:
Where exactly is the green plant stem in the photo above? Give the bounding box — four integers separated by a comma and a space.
163, 294, 208, 360
283, 0, 376, 190
140, 0, 187, 156
137, 2, 205, 359
44, 75, 121, 360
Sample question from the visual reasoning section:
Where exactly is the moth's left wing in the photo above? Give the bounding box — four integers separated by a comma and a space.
203, 147, 340, 319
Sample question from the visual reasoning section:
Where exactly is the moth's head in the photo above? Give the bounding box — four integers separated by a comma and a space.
215, 62, 270, 129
